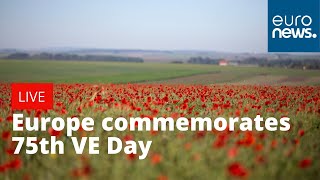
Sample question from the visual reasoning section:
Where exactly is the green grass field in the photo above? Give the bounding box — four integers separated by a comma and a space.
0, 60, 319, 85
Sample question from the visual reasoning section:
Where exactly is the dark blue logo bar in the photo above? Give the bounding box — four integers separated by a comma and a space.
268, 0, 320, 52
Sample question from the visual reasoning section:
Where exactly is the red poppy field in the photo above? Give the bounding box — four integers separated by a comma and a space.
0, 83, 320, 179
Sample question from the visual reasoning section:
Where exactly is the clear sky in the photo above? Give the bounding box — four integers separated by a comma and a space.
0, 0, 267, 53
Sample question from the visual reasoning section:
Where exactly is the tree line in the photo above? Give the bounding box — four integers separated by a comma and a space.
187, 56, 320, 69
5, 53, 144, 63
187, 57, 220, 64
240, 57, 320, 70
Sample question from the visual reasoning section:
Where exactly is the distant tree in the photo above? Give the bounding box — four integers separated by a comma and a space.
171, 61, 184, 64
7, 53, 30, 59
187, 57, 220, 64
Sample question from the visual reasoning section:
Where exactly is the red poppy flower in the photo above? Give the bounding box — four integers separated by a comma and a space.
157, 175, 168, 180
228, 147, 237, 159
6, 115, 13, 122
123, 134, 134, 142
0, 164, 8, 173
48, 127, 62, 137
227, 162, 248, 177
1, 131, 11, 140
127, 153, 137, 161
298, 158, 312, 169
151, 153, 162, 165
7, 158, 22, 170
298, 129, 305, 137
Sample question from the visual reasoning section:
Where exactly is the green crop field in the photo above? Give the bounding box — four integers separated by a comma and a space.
0, 60, 319, 85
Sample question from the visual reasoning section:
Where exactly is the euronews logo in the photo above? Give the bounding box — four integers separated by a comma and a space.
272, 15, 317, 39
268, 0, 320, 52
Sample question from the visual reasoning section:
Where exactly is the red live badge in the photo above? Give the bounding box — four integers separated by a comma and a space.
11, 83, 53, 110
